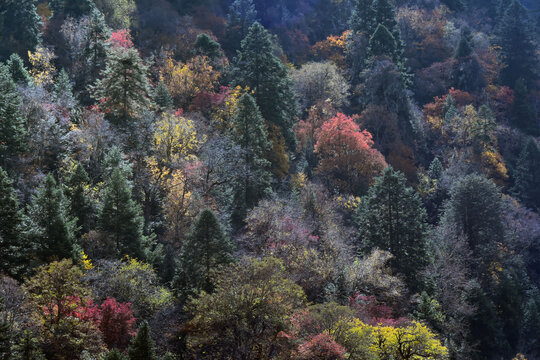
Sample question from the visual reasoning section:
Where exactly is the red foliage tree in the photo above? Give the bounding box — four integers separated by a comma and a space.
295, 333, 346, 360
314, 113, 387, 194
94, 297, 137, 350
109, 29, 134, 49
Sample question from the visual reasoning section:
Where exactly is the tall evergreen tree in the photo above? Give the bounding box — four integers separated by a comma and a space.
350, 0, 376, 34
54, 69, 76, 109
12, 330, 45, 360
194, 33, 223, 59
49, 0, 96, 19
104, 349, 127, 360
368, 24, 397, 59
511, 78, 539, 134
91, 48, 152, 125
174, 209, 234, 300
0, 296, 13, 360
224, 0, 257, 54
83, 8, 110, 85
230, 93, 271, 227
128, 321, 156, 360
0, 166, 30, 277
154, 80, 173, 112
232, 22, 298, 150
6, 54, 31, 85
0, 0, 41, 61
99, 168, 145, 259
454, 28, 474, 58
512, 139, 540, 210
355, 166, 428, 290
496, 0, 538, 87
0, 64, 27, 167
29, 174, 79, 262
65, 162, 95, 235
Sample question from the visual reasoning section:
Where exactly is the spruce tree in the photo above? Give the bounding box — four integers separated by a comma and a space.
224, 0, 257, 54
29, 174, 79, 262
91, 48, 152, 125
511, 78, 538, 134
373, 0, 399, 38
350, 0, 376, 34
368, 24, 397, 59
230, 93, 271, 226
355, 166, 428, 290
0, 64, 27, 167
497, 0, 538, 87
55, 69, 76, 109
65, 162, 95, 235
99, 168, 145, 259
194, 33, 223, 59
154, 80, 173, 112
512, 139, 540, 210
0, 166, 30, 277
6, 54, 31, 85
232, 22, 298, 150
128, 321, 156, 360
428, 157, 443, 180
83, 8, 110, 85
49, 0, 96, 19
0, 0, 41, 61
174, 209, 233, 299
454, 28, 473, 58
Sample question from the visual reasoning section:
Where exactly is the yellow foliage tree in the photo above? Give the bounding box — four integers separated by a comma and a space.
28, 46, 56, 86
153, 111, 200, 166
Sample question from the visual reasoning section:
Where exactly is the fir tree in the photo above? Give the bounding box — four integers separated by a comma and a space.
511, 78, 538, 134
512, 139, 540, 210
454, 28, 473, 58
83, 8, 110, 84
497, 0, 538, 87
0, 0, 41, 61
6, 54, 31, 85
54, 69, 76, 109
0, 64, 27, 167
159, 245, 177, 284
49, 0, 96, 19
174, 209, 233, 300
230, 93, 271, 227
194, 33, 223, 59
368, 24, 397, 59
428, 157, 443, 180
0, 166, 30, 277
128, 321, 156, 360
224, 0, 257, 54
355, 166, 428, 290
29, 174, 79, 262
65, 162, 95, 235
350, 0, 376, 34
99, 168, 144, 259
91, 48, 152, 125
154, 80, 173, 112
232, 22, 298, 150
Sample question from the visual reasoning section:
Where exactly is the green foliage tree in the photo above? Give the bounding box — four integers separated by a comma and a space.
154, 80, 173, 112
83, 8, 110, 85
232, 22, 298, 150
0, 296, 13, 360
65, 162, 95, 235
174, 209, 234, 300
224, 0, 257, 54
12, 330, 45, 360
355, 166, 428, 290
0, 166, 30, 277
105, 349, 127, 360
49, 0, 96, 19
0, 64, 27, 167
29, 174, 79, 262
99, 168, 144, 259
511, 78, 538, 134
128, 321, 156, 360
91, 48, 152, 125
6, 54, 31, 85
350, 0, 376, 34
54, 69, 76, 109
194, 33, 223, 59
368, 24, 397, 59
454, 28, 474, 58
0, 0, 41, 61
512, 139, 540, 210
496, 0, 538, 87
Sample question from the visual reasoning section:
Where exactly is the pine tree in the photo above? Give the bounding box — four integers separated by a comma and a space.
369, 24, 397, 59
159, 245, 177, 284
224, 0, 257, 54
0, 166, 30, 277
154, 80, 173, 112
6, 54, 31, 85
99, 168, 145, 259
54, 69, 76, 109
194, 33, 223, 59
232, 22, 298, 151
65, 162, 95, 235
373, 0, 399, 37
0, 0, 41, 61
428, 157, 443, 180
511, 78, 538, 134
83, 8, 110, 84
174, 209, 233, 299
355, 166, 428, 290
0, 64, 27, 167
91, 48, 152, 125
512, 139, 540, 210
230, 93, 271, 227
49, 0, 96, 19
497, 0, 538, 87
29, 174, 79, 262
128, 321, 156, 360
350, 0, 376, 34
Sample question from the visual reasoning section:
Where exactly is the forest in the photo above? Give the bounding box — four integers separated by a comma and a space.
0, 0, 539, 359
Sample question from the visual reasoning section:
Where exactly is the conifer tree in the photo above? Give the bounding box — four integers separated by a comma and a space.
65, 162, 95, 235
230, 93, 271, 226
194, 33, 223, 59
0, 296, 13, 360
511, 78, 538, 134
350, 0, 376, 34
6, 54, 31, 85
99, 168, 144, 259
355, 166, 428, 290
0, 0, 41, 61
512, 139, 540, 210
49, 0, 96, 19
174, 209, 233, 299
368, 24, 397, 59
0, 166, 30, 277
497, 0, 538, 87
373, 0, 399, 38
91, 48, 152, 125
83, 8, 110, 84
232, 22, 298, 150
224, 0, 257, 54
0, 64, 27, 167
12, 330, 45, 360
441, 0, 466, 12
128, 321, 156, 360
29, 174, 79, 262
428, 157, 443, 180
454, 28, 473, 58
154, 80, 173, 112
104, 349, 127, 360
55, 69, 76, 109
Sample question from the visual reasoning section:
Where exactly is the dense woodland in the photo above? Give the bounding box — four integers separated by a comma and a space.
0, 0, 539, 359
